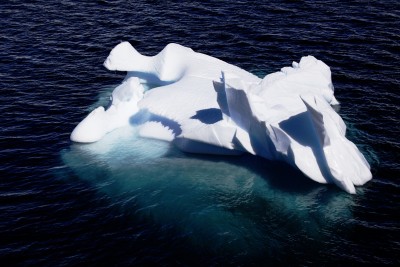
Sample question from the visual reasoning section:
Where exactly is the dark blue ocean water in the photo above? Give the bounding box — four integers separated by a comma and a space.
1, 0, 399, 265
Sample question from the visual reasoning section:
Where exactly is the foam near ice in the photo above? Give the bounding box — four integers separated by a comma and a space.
70, 42, 372, 193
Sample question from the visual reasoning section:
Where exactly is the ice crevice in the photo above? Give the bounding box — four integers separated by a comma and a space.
70, 42, 372, 193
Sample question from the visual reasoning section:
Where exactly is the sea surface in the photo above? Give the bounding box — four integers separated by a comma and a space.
1, 0, 399, 266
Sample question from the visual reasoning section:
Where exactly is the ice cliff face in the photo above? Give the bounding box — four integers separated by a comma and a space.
70, 42, 372, 193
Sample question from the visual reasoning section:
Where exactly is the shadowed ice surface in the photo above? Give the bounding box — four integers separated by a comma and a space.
62, 124, 356, 260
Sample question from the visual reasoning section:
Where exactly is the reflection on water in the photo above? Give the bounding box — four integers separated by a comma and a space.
62, 125, 356, 259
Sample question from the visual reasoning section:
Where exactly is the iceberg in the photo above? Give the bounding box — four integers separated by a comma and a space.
70, 42, 372, 193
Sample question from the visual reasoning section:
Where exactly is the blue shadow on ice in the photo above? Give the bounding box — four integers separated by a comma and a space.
279, 111, 334, 183
190, 108, 223, 124
129, 109, 182, 136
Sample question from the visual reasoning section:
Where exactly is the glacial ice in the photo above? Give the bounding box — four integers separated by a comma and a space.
70, 42, 372, 193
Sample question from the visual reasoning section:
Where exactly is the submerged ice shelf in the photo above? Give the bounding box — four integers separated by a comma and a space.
70, 42, 372, 193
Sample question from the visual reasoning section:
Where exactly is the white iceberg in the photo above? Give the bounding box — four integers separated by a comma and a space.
70, 42, 372, 193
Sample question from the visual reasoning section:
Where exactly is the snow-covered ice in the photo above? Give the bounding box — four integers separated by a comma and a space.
70, 42, 372, 193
